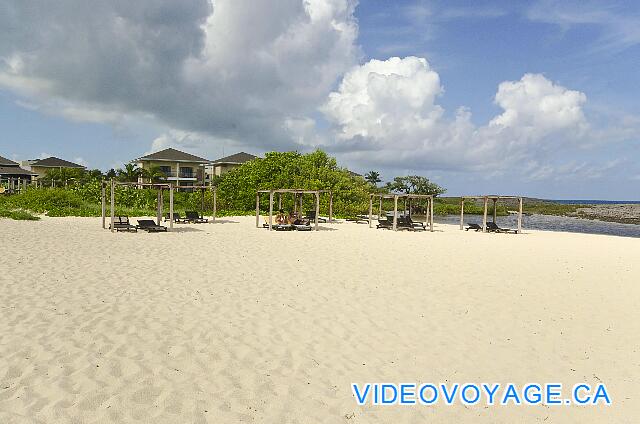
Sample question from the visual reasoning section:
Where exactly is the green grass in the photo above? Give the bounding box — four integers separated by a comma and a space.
0, 207, 40, 220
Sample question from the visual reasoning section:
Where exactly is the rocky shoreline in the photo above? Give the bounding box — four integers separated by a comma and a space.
573, 204, 640, 225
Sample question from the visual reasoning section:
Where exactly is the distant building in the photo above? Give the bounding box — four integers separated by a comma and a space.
0, 155, 36, 182
134, 148, 210, 187
208, 152, 257, 177
22, 157, 86, 179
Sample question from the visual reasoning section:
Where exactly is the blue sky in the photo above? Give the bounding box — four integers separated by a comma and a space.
0, 0, 639, 199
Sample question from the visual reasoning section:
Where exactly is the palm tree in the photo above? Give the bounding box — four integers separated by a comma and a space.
364, 171, 381, 187
117, 163, 141, 182
141, 165, 166, 183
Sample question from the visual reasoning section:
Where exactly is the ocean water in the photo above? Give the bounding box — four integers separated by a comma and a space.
547, 199, 640, 205
435, 214, 640, 239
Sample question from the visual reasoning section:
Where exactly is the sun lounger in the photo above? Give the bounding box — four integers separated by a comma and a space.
185, 211, 208, 223
109, 216, 137, 232
304, 210, 327, 223
466, 223, 482, 231
136, 219, 168, 232
486, 222, 517, 233
376, 219, 392, 229
164, 212, 188, 223
405, 216, 426, 230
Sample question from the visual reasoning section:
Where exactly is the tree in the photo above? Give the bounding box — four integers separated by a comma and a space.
385, 175, 446, 196
105, 169, 117, 179
364, 171, 381, 186
117, 163, 141, 182
141, 165, 166, 183
215, 150, 374, 216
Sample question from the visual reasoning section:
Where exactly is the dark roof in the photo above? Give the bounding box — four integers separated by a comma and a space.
211, 152, 257, 165
0, 155, 19, 167
0, 166, 36, 176
136, 148, 210, 163
30, 157, 85, 168
347, 170, 362, 177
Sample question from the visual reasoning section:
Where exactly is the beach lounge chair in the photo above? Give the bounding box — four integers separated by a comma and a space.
345, 215, 369, 223
486, 222, 517, 233
136, 219, 168, 232
164, 212, 188, 223
304, 210, 327, 223
376, 219, 392, 229
293, 217, 312, 231
109, 216, 137, 232
185, 211, 208, 223
466, 223, 482, 231
405, 216, 426, 230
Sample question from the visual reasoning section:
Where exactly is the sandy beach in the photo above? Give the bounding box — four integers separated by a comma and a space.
0, 216, 638, 423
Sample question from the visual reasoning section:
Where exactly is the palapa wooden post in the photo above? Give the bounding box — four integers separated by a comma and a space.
157, 188, 163, 226
517, 197, 523, 234
268, 191, 274, 231
379, 197, 383, 219
493, 198, 498, 223
293, 193, 297, 215
212, 187, 217, 222
459, 198, 464, 230
101, 180, 106, 229
278, 193, 282, 210
110, 179, 115, 233
200, 188, 205, 220
429, 196, 434, 232
482, 196, 488, 232
314, 191, 320, 231
329, 192, 333, 223
255, 192, 260, 228
169, 184, 174, 230
368, 194, 373, 228
393, 195, 398, 231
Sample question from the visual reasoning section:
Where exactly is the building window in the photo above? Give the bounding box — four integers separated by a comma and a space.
159, 166, 172, 176
179, 167, 194, 178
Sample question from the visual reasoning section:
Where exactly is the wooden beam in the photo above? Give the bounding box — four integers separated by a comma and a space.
101, 181, 106, 229
379, 197, 383, 220
492, 198, 497, 223
517, 197, 523, 234
482, 196, 488, 232
315, 192, 320, 231
329, 192, 333, 223
393, 195, 398, 231
212, 187, 217, 222
278, 193, 282, 210
459, 198, 464, 230
157, 189, 163, 225
368, 194, 373, 228
429, 197, 434, 232
268, 191, 274, 231
255, 193, 260, 228
110, 179, 115, 233
169, 185, 174, 230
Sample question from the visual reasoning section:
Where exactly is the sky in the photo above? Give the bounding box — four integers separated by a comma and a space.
0, 0, 639, 199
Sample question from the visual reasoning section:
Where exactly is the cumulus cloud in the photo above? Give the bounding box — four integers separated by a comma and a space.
0, 0, 360, 150
322, 57, 591, 173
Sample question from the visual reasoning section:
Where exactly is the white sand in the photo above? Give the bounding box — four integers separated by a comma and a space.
0, 216, 638, 423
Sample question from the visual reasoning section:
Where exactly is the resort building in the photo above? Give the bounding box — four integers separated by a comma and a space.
134, 148, 210, 187
0, 154, 36, 183
208, 152, 257, 177
21, 157, 86, 179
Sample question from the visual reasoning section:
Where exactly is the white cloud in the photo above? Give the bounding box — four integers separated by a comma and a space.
322, 57, 591, 173
0, 0, 360, 151
527, 0, 640, 53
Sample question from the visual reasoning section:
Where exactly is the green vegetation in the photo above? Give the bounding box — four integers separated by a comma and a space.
217, 150, 374, 217
0, 206, 40, 220
3, 149, 593, 221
